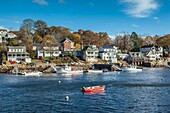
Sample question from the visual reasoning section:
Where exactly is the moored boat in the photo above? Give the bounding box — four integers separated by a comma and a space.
56, 65, 83, 74
87, 69, 103, 73
81, 85, 106, 93
21, 71, 43, 76
122, 66, 142, 72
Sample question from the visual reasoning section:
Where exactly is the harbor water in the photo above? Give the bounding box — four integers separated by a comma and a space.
0, 68, 170, 113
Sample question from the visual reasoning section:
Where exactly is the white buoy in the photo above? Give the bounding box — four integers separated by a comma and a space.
58, 81, 61, 83
65, 96, 69, 101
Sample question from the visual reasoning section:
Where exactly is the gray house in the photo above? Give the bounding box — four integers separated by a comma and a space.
82, 45, 99, 62
127, 52, 144, 65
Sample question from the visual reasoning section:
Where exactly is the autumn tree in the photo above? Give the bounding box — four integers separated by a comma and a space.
41, 35, 57, 57
113, 32, 131, 52
156, 34, 170, 47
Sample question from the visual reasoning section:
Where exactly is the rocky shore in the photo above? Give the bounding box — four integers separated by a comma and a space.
0, 63, 91, 74
0, 61, 169, 74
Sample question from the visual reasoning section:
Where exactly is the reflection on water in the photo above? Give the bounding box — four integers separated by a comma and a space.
0, 68, 170, 113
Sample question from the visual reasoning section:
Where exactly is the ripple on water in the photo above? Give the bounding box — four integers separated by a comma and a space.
0, 68, 170, 112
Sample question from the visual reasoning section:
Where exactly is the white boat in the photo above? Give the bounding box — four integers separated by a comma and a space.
56, 65, 83, 74
87, 69, 103, 73
21, 71, 43, 76
122, 66, 142, 72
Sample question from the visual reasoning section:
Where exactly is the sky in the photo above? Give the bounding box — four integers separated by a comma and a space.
0, 0, 170, 38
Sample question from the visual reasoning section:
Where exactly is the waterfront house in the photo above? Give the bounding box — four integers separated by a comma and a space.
60, 38, 75, 51
36, 46, 61, 59
117, 53, 128, 60
99, 46, 118, 63
7, 46, 31, 63
82, 45, 99, 62
140, 45, 163, 61
127, 52, 144, 65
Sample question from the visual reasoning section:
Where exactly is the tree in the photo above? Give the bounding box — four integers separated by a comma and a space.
156, 34, 170, 47
41, 35, 57, 57
20, 19, 35, 33
130, 32, 142, 52
20, 19, 35, 43
33, 32, 43, 43
113, 32, 131, 52
68, 33, 81, 44
34, 20, 48, 38
8, 38, 20, 46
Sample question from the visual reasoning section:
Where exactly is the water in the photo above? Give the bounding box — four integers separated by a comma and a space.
0, 68, 170, 113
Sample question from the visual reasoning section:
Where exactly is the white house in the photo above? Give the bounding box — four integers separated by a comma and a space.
7, 46, 31, 63
82, 45, 99, 62
140, 45, 163, 61
99, 46, 118, 63
0, 31, 17, 43
36, 46, 61, 58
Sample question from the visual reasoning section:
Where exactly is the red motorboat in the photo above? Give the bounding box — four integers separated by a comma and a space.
81, 85, 106, 93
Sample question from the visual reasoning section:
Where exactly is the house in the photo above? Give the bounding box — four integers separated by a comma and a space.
36, 46, 61, 59
60, 38, 75, 51
163, 46, 170, 57
0, 31, 17, 43
7, 46, 31, 63
127, 52, 144, 65
117, 53, 128, 60
99, 46, 118, 63
140, 45, 163, 61
82, 45, 99, 62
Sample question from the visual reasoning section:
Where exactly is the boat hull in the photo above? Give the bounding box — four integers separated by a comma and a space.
122, 66, 142, 72
22, 72, 42, 76
56, 65, 83, 74
122, 68, 142, 72
57, 70, 83, 74
81, 86, 105, 93
87, 69, 103, 73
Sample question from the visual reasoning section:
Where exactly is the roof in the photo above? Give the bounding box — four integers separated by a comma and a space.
60, 38, 74, 43
82, 46, 98, 51
7, 52, 29, 54
102, 46, 113, 49
8, 46, 26, 49
141, 45, 161, 48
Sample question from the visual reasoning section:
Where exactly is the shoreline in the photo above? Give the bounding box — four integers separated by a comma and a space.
0, 63, 169, 74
